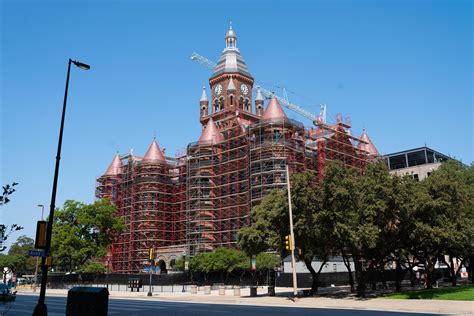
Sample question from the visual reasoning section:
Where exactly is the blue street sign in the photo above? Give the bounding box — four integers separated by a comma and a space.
28, 250, 45, 257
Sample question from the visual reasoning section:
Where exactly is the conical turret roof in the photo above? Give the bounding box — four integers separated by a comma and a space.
262, 96, 287, 120
199, 118, 223, 144
143, 138, 166, 162
357, 129, 379, 157
255, 86, 264, 102
104, 153, 122, 176
200, 86, 208, 102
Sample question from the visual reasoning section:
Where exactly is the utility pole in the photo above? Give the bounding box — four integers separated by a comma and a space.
285, 164, 298, 296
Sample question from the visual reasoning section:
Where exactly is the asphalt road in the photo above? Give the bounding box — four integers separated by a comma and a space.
7, 294, 442, 316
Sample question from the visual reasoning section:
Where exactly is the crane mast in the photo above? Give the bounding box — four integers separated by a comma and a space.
190, 52, 325, 124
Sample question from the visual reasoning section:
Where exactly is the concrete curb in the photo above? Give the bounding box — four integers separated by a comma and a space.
16, 288, 473, 315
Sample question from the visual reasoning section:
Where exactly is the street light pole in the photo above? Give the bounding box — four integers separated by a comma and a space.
285, 164, 298, 297
182, 252, 186, 292
33, 204, 45, 292
33, 59, 89, 316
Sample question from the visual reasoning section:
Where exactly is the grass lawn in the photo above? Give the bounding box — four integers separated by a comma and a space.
382, 284, 474, 301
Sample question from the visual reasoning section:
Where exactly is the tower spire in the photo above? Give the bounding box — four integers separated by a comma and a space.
225, 22, 237, 50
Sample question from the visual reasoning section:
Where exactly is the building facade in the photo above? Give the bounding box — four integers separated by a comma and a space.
96, 26, 376, 273
384, 146, 453, 181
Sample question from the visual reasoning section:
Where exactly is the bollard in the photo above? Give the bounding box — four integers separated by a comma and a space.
233, 286, 241, 297
191, 285, 198, 294
218, 286, 225, 296
204, 285, 211, 295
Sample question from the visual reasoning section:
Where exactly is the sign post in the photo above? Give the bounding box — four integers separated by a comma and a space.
148, 247, 153, 297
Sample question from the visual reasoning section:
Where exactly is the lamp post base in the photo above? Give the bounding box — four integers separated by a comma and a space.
32, 302, 47, 316
147, 292, 152, 297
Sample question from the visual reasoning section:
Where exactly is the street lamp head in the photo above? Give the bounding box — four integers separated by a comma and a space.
72, 60, 90, 70
37, 204, 44, 207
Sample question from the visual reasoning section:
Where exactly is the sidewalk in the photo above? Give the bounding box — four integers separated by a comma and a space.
16, 286, 474, 315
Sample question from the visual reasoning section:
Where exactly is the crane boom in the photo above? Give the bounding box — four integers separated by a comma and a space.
190, 52, 322, 123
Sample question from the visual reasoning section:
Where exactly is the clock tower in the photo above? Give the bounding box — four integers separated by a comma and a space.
199, 25, 261, 130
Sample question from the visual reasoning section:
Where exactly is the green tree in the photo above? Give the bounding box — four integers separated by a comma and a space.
50, 199, 124, 272
1, 182, 23, 253
255, 252, 280, 271
7, 235, 36, 274
239, 171, 336, 295
411, 160, 474, 288
0, 254, 23, 274
79, 262, 106, 273
187, 248, 249, 282
322, 161, 377, 297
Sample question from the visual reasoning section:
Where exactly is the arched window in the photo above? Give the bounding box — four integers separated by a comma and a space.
239, 96, 244, 110
214, 99, 219, 112
219, 97, 225, 111
244, 98, 250, 112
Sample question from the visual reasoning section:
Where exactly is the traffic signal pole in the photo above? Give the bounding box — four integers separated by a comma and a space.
286, 164, 298, 296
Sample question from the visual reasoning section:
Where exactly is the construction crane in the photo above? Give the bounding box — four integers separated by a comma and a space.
190, 52, 326, 124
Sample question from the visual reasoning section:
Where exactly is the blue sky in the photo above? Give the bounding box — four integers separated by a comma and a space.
1, 0, 472, 247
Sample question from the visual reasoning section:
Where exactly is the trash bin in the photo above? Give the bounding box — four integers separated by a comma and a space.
250, 286, 257, 297
191, 285, 198, 294
66, 287, 109, 316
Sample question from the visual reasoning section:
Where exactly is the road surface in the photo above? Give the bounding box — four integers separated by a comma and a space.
8, 294, 443, 316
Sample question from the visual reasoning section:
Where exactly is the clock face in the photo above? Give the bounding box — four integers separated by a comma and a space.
240, 84, 249, 95
215, 84, 223, 96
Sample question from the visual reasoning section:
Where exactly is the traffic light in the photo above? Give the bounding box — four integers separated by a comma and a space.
284, 235, 292, 250
149, 248, 153, 262
35, 221, 47, 249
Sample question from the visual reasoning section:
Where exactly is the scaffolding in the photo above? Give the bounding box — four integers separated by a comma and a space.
187, 116, 250, 255
96, 154, 186, 273
309, 115, 369, 178
248, 117, 309, 207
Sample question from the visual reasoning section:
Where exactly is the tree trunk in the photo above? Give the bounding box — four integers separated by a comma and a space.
304, 258, 325, 296
381, 265, 387, 289
448, 255, 457, 287
354, 255, 366, 297
395, 258, 402, 292
470, 255, 474, 284
342, 250, 355, 292
425, 260, 435, 289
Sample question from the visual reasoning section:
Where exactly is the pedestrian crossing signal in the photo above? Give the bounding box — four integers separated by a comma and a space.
284, 235, 292, 250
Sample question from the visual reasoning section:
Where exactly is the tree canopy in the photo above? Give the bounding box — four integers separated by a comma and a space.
50, 199, 124, 272
239, 160, 474, 296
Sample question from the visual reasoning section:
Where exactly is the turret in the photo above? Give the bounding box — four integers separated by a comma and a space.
200, 86, 209, 118
357, 129, 379, 157
143, 138, 166, 162
104, 152, 123, 177
262, 95, 287, 121
255, 86, 264, 116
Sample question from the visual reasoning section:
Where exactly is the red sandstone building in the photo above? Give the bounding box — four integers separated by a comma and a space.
96, 26, 379, 273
